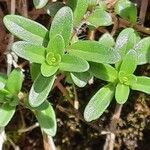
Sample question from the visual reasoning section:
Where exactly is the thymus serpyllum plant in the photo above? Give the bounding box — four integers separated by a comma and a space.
0, 69, 23, 126
84, 28, 150, 121
1, 0, 149, 139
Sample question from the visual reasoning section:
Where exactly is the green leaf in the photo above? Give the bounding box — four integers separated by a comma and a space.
66, 0, 76, 10
0, 73, 7, 90
134, 37, 150, 64
46, 2, 65, 17
0, 88, 8, 103
115, 28, 137, 57
9, 96, 19, 107
99, 33, 115, 48
47, 34, 64, 55
87, 0, 97, 8
35, 101, 57, 136
68, 0, 88, 26
70, 72, 91, 87
125, 74, 137, 86
115, 83, 130, 104
0, 89, 10, 95
60, 54, 89, 73
0, 104, 16, 127
68, 40, 120, 64
0, 94, 5, 103
3, 15, 48, 45
118, 71, 137, 86
41, 62, 58, 77
33, 0, 48, 9
115, 0, 137, 24
84, 84, 115, 122
0, 89, 10, 103
5, 68, 23, 95
30, 63, 41, 81
120, 50, 137, 74
89, 62, 118, 82
49, 7, 73, 47
12, 41, 46, 63
87, 8, 112, 27
131, 76, 150, 94
29, 74, 55, 107
98, 1, 107, 11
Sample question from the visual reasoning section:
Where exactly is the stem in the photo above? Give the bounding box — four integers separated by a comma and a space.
118, 16, 150, 35
56, 80, 74, 105
73, 84, 79, 110
7, 137, 20, 150
139, 0, 149, 25
103, 104, 123, 150
111, 15, 119, 36
43, 132, 56, 150
18, 123, 39, 133
21, 0, 28, 17
0, 127, 6, 150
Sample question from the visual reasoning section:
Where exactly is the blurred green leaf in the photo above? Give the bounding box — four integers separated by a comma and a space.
0, 73, 7, 90
115, 0, 137, 24
68, 0, 88, 26
68, 40, 120, 64
115, 83, 130, 104
89, 62, 118, 82
5, 68, 23, 95
125, 74, 137, 86
120, 50, 137, 74
12, 41, 46, 64
87, 0, 97, 9
115, 28, 137, 57
60, 54, 89, 73
47, 34, 64, 55
99, 33, 115, 48
0, 94, 5, 103
30, 63, 41, 81
41, 62, 58, 77
3, 15, 48, 45
134, 37, 150, 64
35, 101, 57, 136
50, 7, 73, 47
33, 0, 48, 9
46, 2, 65, 17
118, 71, 137, 86
0, 104, 16, 127
84, 84, 115, 122
87, 8, 112, 27
70, 72, 91, 87
29, 74, 55, 107
131, 76, 150, 94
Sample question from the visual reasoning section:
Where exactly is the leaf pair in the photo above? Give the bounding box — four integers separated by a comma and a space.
115, 50, 137, 104
115, 0, 137, 24
0, 69, 23, 127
